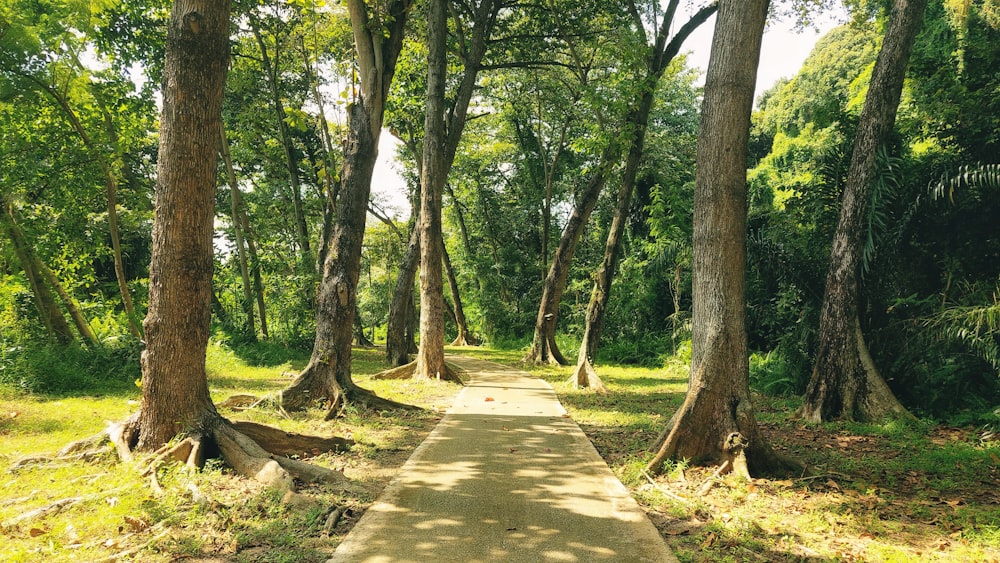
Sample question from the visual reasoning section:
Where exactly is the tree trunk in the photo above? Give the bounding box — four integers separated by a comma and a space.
799, 0, 926, 423
647, 0, 793, 477
386, 225, 420, 366
572, 94, 652, 390
524, 143, 616, 366
572, 2, 716, 389
443, 240, 473, 346
413, 0, 451, 380
280, 0, 414, 415
220, 122, 257, 340
1, 200, 74, 344
37, 258, 99, 347
36, 87, 143, 339
135, 0, 232, 450
250, 21, 313, 273
354, 305, 375, 347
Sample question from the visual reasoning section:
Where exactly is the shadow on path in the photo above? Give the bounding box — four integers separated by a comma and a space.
328, 355, 677, 563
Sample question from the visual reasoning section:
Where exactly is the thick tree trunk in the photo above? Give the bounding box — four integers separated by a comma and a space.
220, 123, 257, 340
1, 202, 74, 344
800, 0, 926, 423
413, 0, 451, 380
647, 0, 793, 477
135, 0, 232, 450
281, 0, 414, 414
524, 144, 616, 366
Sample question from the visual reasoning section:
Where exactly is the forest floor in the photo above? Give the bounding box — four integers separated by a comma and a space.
457, 348, 1000, 563
1, 343, 998, 562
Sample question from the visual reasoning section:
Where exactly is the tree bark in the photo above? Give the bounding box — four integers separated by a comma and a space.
135, 0, 232, 450
280, 0, 414, 415
572, 2, 716, 389
220, 122, 257, 340
37, 258, 99, 347
646, 0, 793, 477
386, 225, 420, 365
443, 240, 473, 346
799, 0, 926, 423
524, 143, 616, 366
413, 0, 451, 380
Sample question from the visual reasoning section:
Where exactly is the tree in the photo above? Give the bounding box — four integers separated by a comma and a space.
280, 0, 415, 415
799, 0, 928, 422
647, 0, 792, 477
572, 0, 717, 390
413, 0, 450, 380
110, 0, 350, 493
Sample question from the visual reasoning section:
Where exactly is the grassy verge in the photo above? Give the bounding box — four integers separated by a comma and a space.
0, 344, 461, 563
455, 346, 1000, 563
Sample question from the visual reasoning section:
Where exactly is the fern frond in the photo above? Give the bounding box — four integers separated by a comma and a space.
930, 163, 1000, 204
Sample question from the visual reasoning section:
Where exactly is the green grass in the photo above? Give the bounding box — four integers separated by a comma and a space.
3, 342, 1000, 562
0, 343, 462, 562
461, 345, 1000, 562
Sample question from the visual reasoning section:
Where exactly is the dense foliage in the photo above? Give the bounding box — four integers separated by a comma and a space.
1, 0, 998, 420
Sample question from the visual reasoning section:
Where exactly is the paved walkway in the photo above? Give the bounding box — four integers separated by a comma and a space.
329, 355, 677, 563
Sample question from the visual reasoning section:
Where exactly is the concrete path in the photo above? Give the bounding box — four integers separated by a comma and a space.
328, 355, 677, 563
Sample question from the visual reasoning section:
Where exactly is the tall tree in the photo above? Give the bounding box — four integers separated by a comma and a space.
572, 0, 717, 389
413, 0, 449, 380
120, 0, 348, 492
280, 0, 415, 415
799, 0, 928, 422
647, 0, 792, 477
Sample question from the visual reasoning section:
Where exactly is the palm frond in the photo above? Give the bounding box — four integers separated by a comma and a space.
924, 293, 1000, 375
930, 163, 1000, 205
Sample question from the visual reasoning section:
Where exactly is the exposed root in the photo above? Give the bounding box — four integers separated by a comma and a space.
217, 394, 260, 409
697, 460, 733, 496
2, 497, 80, 529
231, 420, 353, 457
569, 357, 608, 393
372, 361, 417, 380
321, 506, 349, 537
213, 423, 295, 492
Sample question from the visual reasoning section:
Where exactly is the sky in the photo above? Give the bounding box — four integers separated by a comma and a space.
370, 7, 848, 218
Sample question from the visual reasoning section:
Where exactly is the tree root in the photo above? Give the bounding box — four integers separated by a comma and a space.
231, 420, 353, 457
569, 357, 608, 393
372, 361, 417, 380
1, 497, 81, 529
373, 360, 466, 385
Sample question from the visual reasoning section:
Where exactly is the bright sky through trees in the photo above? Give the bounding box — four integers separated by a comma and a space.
370, 6, 846, 219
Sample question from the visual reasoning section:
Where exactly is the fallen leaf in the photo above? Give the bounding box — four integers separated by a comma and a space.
8, 411, 19, 419
124, 515, 150, 532
701, 532, 717, 548
825, 480, 841, 491
501, 426, 509, 431
484, 397, 495, 402
29, 527, 47, 537
990, 452, 1000, 465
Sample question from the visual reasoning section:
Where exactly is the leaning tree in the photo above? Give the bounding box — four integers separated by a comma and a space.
799, 0, 927, 423
279, 0, 415, 416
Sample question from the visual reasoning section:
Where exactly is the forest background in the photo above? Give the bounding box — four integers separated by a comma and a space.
1, 0, 1000, 559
